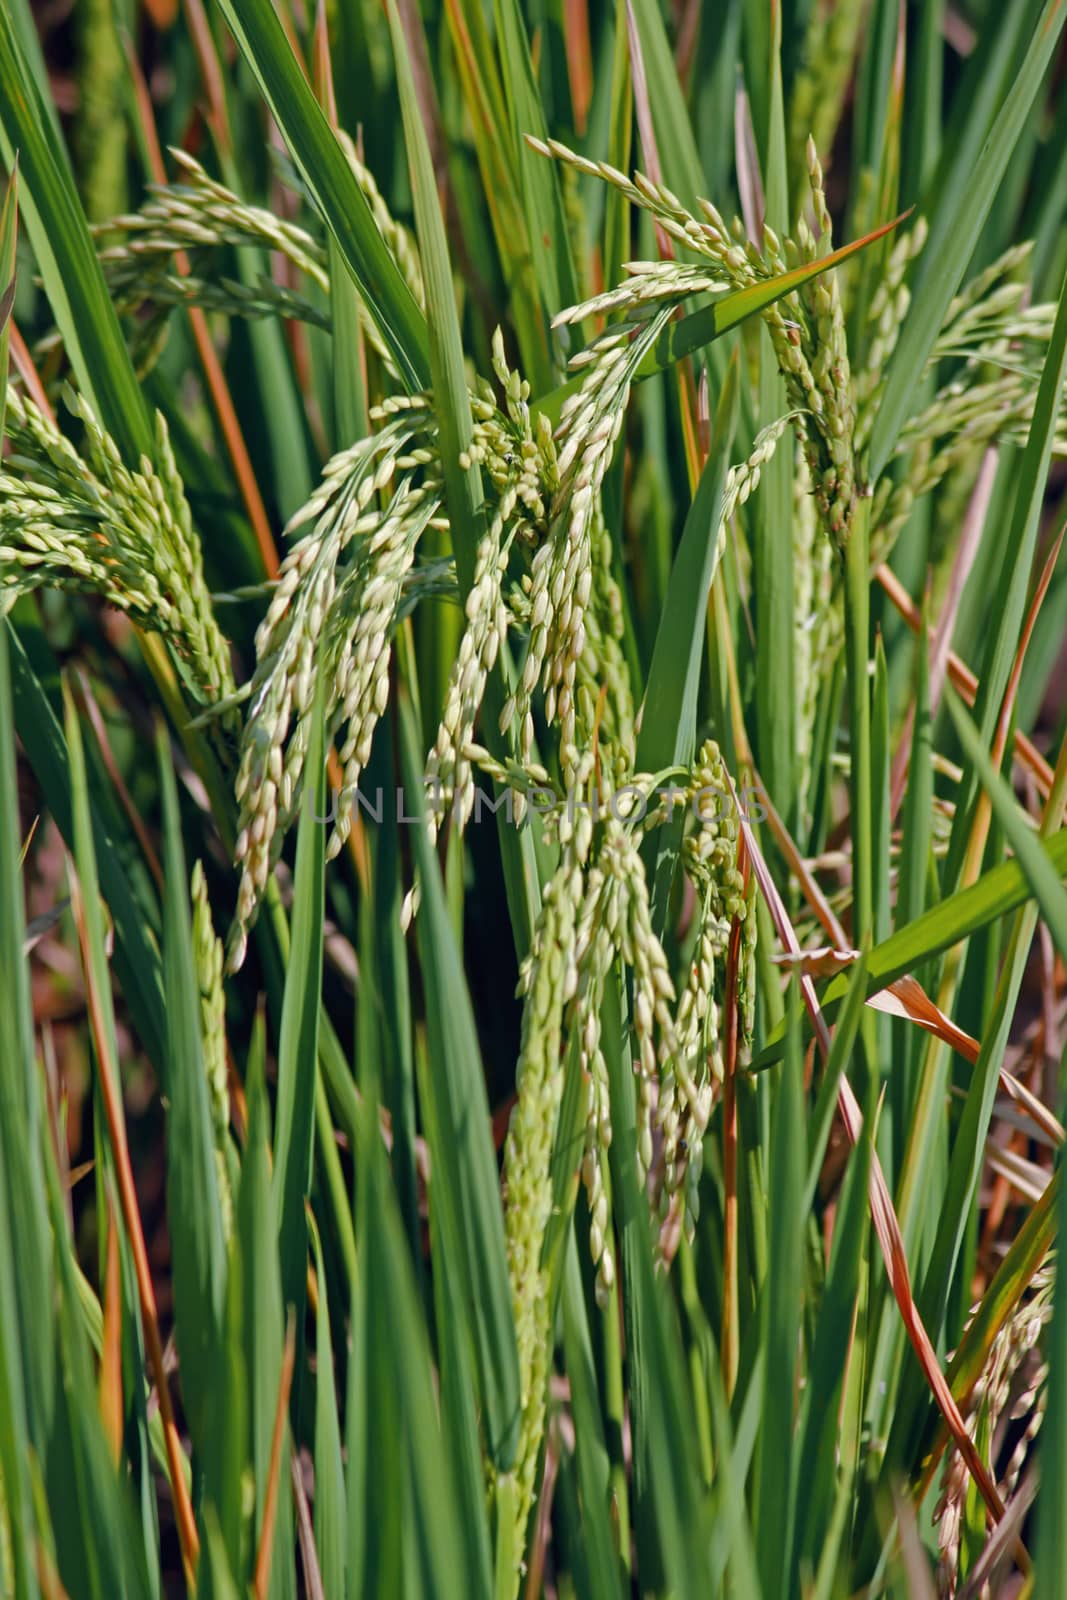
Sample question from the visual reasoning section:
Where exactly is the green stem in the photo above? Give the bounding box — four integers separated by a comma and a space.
602, 1235, 631, 1571
314, 1075, 357, 1286
844, 496, 873, 949
261, 877, 360, 1288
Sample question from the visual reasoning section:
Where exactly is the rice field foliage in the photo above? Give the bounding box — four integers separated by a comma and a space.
0, 0, 1066, 1593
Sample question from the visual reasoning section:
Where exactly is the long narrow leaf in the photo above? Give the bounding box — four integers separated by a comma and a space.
399, 698, 521, 1468
272, 683, 325, 1333
215, 0, 429, 389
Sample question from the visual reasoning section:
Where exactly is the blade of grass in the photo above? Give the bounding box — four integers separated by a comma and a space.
252, 1317, 296, 1600
0, 7, 152, 462
803, 955, 870, 1213
0, 618, 47, 1600
61, 674, 176, 1585
399, 696, 521, 1468
38, 1121, 155, 1600
215, 0, 430, 389
7, 623, 165, 1069
238, 1041, 296, 1600
347, 1080, 466, 1599
0, 155, 15, 446
745, 0, 797, 829
946, 690, 1067, 961
386, 0, 480, 584
792, 1115, 872, 1583
754, 983, 804, 1598
602, 974, 716, 1596
602, 8, 633, 299
202, 1180, 249, 1577
199, 1511, 244, 1600
418, 1069, 495, 1595
625, 0, 706, 207
705, 1345, 763, 1599
493, 0, 579, 317
312, 5, 368, 451
846, 0, 903, 344
845, 493, 874, 949
307, 1213, 345, 1600
64, 837, 199, 1582
356, 718, 418, 1253
157, 721, 228, 1472
124, 39, 279, 577
440, 0, 554, 392
64, 684, 159, 1574
871, 549, 1064, 1454
876, 561, 1061, 815
559, 1232, 625, 1600
272, 680, 325, 1341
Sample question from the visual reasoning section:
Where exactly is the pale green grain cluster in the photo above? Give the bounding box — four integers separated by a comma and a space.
659, 742, 752, 1236
0, 387, 235, 718
723, 411, 800, 530
98, 151, 328, 280
229, 407, 439, 965
426, 512, 510, 827
873, 353, 1067, 560
661, 903, 718, 1230
93, 145, 421, 372
853, 219, 928, 450
502, 301, 678, 771
571, 535, 636, 754
615, 828, 679, 1181
573, 881, 619, 1306
541, 138, 1058, 574
425, 331, 555, 836
537, 137, 862, 545
501, 733, 755, 1277
572, 807, 676, 1296
681, 741, 746, 932
501, 849, 583, 1562
791, 139, 858, 543
869, 243, 1067, 557
232, 333, 564, 951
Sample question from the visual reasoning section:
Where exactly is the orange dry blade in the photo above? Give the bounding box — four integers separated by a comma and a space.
99, 1194, 124, 1467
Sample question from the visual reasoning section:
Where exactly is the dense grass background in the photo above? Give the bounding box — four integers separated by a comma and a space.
0, 0, 1066, 1595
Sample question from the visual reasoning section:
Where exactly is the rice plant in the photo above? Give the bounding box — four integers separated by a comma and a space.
0, 0, 1066, 1594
